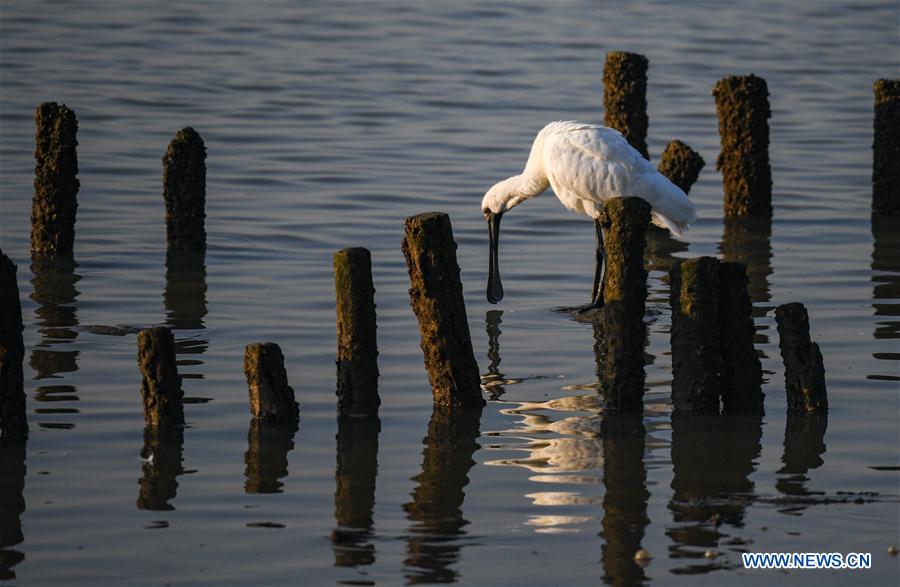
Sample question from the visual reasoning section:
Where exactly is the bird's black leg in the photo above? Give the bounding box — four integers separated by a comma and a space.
590, 219, 605, 308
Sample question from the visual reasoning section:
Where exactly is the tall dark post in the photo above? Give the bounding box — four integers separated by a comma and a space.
0, 253, 27, 440
658, 140, 705, 195
601, 197, 651, 318
0, 439, 26, 580
669, 257, 721, 413
713, 75, 772, 218
243, 343, 299, 423
402, 213, 483, 407
244, 419, 298, 494
718, 262, 763, 412
873, 79, 899, 215
775, 303, 827, 413
404, 405, 481, 583
163, 127, 206, 252
334, 248, 379, 417
31, 102, 79, 257
137, 327, 185, 427
600, 415, 649, 586
332, 416, 380, 567
603, 51, 649, 159
136, 426, 185, 511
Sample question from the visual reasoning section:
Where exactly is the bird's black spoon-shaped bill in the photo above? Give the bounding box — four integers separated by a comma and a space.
487, 212, 504, 304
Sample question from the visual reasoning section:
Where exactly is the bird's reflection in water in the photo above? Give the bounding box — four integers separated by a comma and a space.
667, 412, 762, 574
163, 251, 209, 382
776, 413, 827, 504
136, 426, 188, 511
332, 415, 379, 567
0, 439, 26, 580
600, 414, 649, 587
29, 255, 81, 430
720, 215, 773, 345
481, 310, 506, 400
404, 406, 482, 584
871, 214, 900, 343
244, 419, 298, 494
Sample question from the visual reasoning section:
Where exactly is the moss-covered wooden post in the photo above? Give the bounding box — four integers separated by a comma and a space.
718, 262, 763, 411
604, 52, 649, 159
658, 140, 705, 195
244, 342, 299, 422
0, 252, 27, 440
137, 327, 184, 427
32, 102, 79, 257
775, 303, 827, 413
669, 257, 721, 413
163, 127, 206, 252
873, 79, 899, 215
334, 248, 379, 417
402, 212, 483, 408
713, 75, 772, 217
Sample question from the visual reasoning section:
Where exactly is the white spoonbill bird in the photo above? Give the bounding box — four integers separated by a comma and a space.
481, 120, 697, 309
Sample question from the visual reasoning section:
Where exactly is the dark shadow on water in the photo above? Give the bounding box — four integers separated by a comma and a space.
645, 224, 689, 276
332, 415, 380, 567
403, 405, 482, 584
600, 414, 649, 587
244, 419, 298, 494
667, 412, 762, 574
136, 426, 186, 511
164, 250, 208, 381
29, 255, 81, 430
0, 438, 26, 580
776, 412, 827, 504
871, 214, 900, 343
481, 310, 505, 400
720, 216, 773, 347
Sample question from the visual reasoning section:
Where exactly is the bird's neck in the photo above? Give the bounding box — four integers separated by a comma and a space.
507, 147, 549, 203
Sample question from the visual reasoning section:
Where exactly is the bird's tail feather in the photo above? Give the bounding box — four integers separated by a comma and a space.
645, 172, 697, 237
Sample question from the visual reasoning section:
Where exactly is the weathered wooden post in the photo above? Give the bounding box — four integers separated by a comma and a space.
774, 303, 827, 413
243, 342, 299, 422
163, 127, 207, 252
334, 248, 379, 416
658, 140, 705, 195
0, 252, 27, 440
669, 257, 721, 413
32, 102, 79, 257
137, 327, 184, 427
596, 197, 651, 411
713, 75, 772, 217
604, 51, 650, 159
402, 212, 483, 408
718, 261, 764, 412
873, 79, 899, 215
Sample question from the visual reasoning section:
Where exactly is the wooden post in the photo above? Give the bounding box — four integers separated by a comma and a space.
32, 102, 79, 257
597, 303, 646, 412
775, 303, 827, 413
669, 257, 721, 413
718, 262, 763, 412
163, 127, 207, 252
402, 212, 483, 408
873, 79, 899, 215
137, 327, 184, 427
604, 51, 649, 159
243, 342, 299, 422
601, 197, 651, 317
334, 248, 379, 416
0, 252, 27, 440
658, 140, 705, 195
713, 75, 772, 217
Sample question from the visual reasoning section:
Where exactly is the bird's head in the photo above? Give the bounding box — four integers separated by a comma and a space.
481, 176, 520, 217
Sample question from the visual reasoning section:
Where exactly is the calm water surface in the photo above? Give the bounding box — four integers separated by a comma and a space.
1, 1, 898, 585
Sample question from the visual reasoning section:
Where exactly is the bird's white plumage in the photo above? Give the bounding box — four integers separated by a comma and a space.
482, 121, 697, 235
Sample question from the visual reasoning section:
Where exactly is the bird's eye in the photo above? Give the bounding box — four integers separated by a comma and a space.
482, 207, 491, 217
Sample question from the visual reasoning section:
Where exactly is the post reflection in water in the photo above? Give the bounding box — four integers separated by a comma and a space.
331, 416, 379, 567
481, 310, 505, 399
720, 216, 774, 346
667, 412, 762, 574
163, 251, 209, 381
600, 415, 649, 587
136, 426, 186, 511
0, 439, 26, 580
29, 256, 81, 430
404, 405, 482, 584
244, 419, 298, 494
776, 413, 827, 501
645, 225, 690, 276
871, 214, 900, 342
